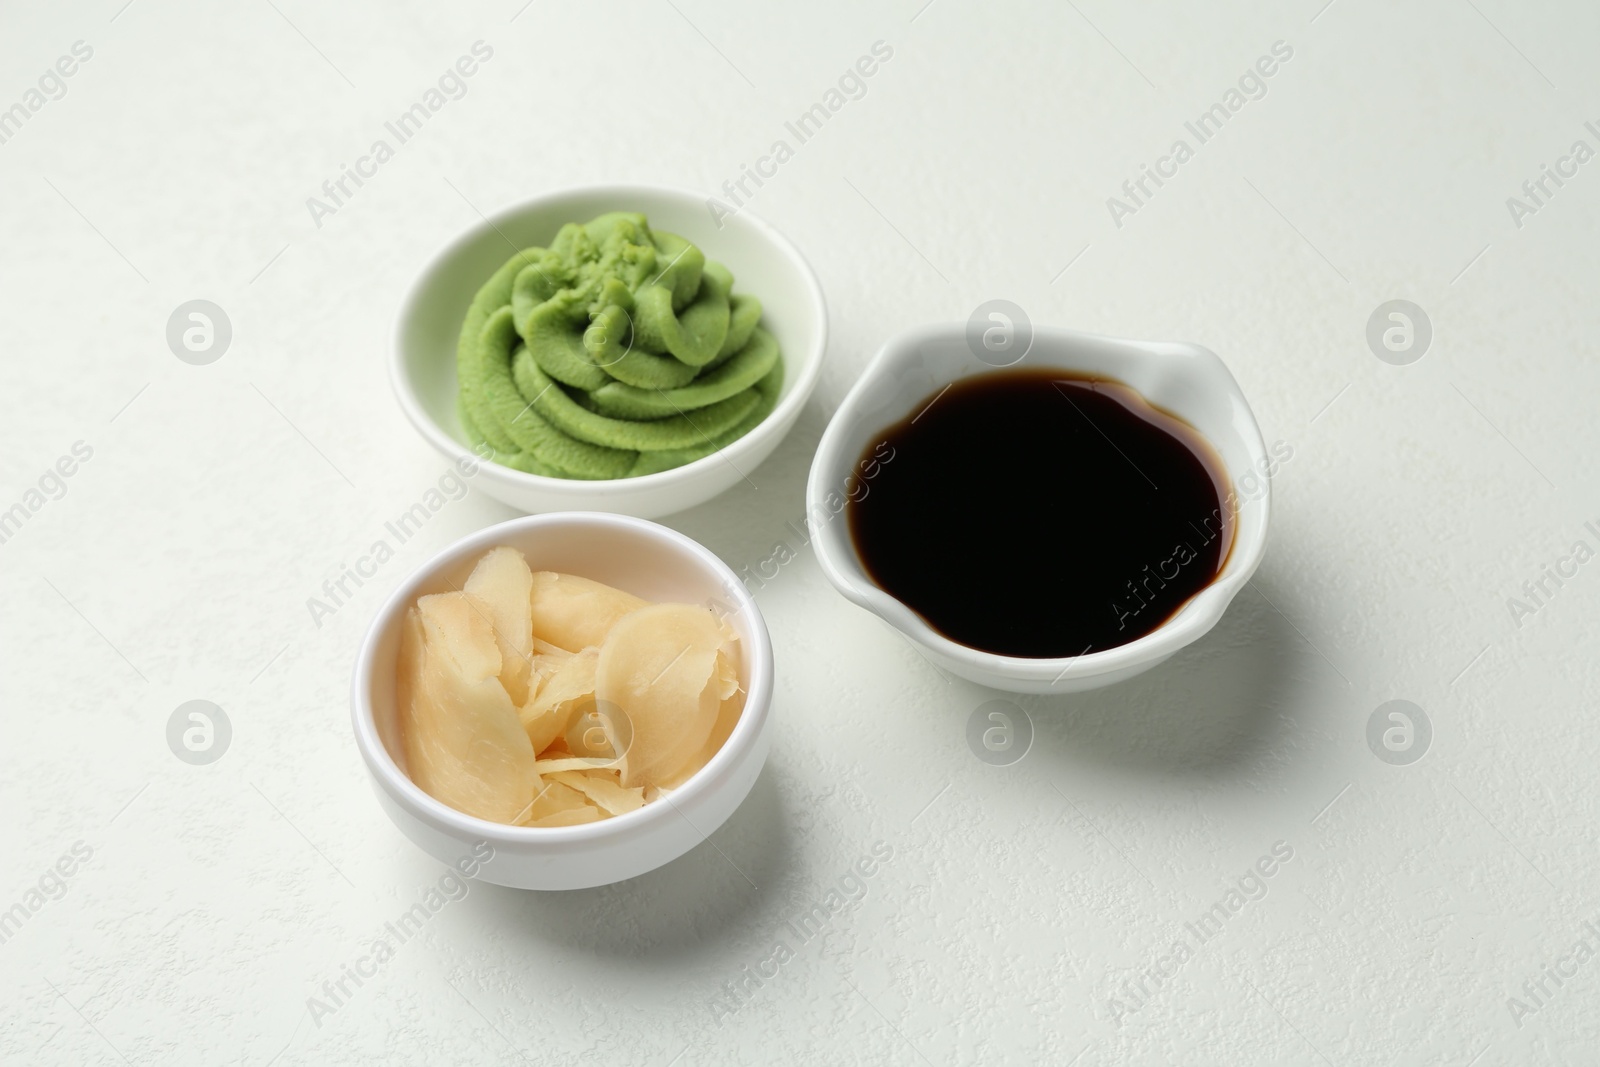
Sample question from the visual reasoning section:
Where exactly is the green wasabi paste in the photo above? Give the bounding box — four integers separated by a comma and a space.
455, 213, 783, 480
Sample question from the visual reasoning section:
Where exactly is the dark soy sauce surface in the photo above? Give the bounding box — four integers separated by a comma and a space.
847, 369, 1233, 658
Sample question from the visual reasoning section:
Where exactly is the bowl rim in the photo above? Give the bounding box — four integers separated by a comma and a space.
806, 321, 1272, 684
389, 182, 827, 494
350, 511, 774, 844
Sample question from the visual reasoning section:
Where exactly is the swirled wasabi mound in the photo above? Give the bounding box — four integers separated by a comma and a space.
455, 212, 783, 479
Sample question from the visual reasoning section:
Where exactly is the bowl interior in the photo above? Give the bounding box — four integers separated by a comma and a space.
363, 517, 759, 788
397, 185, 824, 469
812, 324, 1271, 667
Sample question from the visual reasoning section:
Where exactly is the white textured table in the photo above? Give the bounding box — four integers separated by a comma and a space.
4, 1, 1598, 1063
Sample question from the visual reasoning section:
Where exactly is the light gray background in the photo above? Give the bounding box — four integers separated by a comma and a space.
3, 0, 1597, 1063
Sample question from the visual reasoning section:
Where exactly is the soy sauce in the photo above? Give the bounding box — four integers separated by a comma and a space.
846, 369, 1232, 658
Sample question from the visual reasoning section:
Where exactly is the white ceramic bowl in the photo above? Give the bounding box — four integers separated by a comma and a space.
807, 323, 1272, 694
391, 185, 826, 519
351, 513, 774, 890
